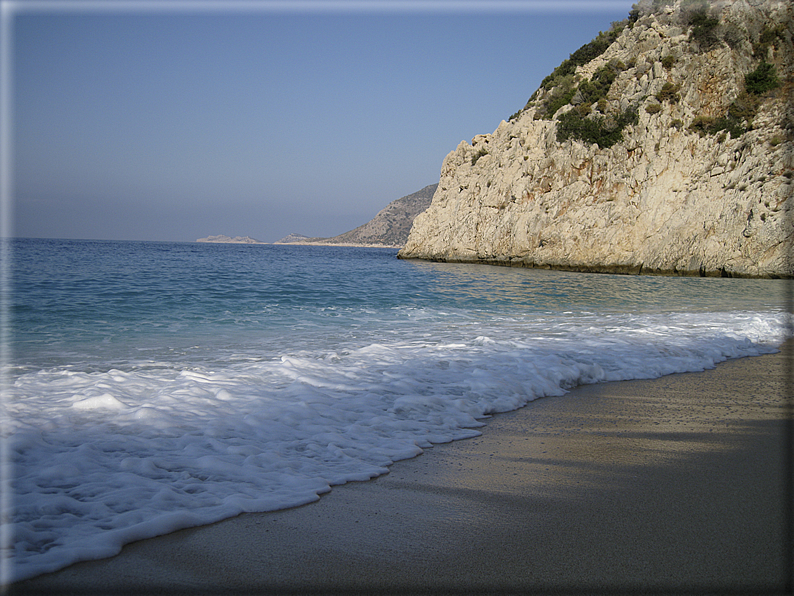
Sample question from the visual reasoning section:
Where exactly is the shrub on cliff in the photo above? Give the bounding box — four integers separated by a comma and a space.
537, 60, 624, 120
722, 24, 745, 50
655, 82, 681, 103
513, 14, 630, 121
688, 95, 752, 139
728, 91, 760, 123
577, 64, 620, 106
539, 29, 621, 92
687, 9, 720, 50
569, 28, 623, 66
745, 62, 780, 95
709, 115, 746, 139
556, 108, 638, 148
540, 61, 575, 92
543, 77, 578, 117
753, 24, 787, 58
688, 115, 714, 136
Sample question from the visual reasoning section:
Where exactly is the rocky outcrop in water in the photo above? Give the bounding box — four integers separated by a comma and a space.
399, 0, 792, 277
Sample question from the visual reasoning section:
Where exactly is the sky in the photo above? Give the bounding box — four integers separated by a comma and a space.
4, 0, 637, 243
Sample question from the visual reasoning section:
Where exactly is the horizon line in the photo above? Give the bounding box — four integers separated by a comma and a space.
5, 0, 635, 15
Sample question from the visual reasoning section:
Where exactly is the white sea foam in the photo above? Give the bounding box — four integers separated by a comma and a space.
3, 308, 788, 582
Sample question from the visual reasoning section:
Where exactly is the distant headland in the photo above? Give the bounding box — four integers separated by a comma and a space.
196, 235, 265, 244
198, 184, 437, 248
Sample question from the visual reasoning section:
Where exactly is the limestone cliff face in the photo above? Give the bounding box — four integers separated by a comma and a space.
399, 0, 793, 277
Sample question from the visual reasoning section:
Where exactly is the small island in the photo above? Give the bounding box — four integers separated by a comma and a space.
196, 235, 265, 244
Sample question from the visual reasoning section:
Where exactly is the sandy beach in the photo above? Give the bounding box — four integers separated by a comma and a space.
12, 343, 792, 595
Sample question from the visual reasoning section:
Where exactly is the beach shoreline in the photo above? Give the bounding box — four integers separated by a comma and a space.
11, 344, 792, 595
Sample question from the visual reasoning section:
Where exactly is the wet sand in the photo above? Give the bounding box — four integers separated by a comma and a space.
12, 344, 792, 595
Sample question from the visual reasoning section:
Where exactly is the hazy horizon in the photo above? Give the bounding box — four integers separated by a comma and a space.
6, 0, 636, 243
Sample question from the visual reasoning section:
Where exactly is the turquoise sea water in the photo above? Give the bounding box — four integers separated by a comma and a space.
4, 238, 790, 581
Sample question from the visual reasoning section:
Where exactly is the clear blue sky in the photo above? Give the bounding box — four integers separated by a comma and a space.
6, 0, 636, 242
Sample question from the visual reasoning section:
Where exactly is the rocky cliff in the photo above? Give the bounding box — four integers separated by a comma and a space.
276, 184, 436, 247
399, 0, 793, 277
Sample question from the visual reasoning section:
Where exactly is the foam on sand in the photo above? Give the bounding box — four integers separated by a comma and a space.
4, 309, 787, 582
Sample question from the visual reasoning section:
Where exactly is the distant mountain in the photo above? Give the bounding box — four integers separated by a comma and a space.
275, 184, 437, 247
196, 235, 265, 244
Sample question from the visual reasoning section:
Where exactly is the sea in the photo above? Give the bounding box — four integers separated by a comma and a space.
3, 237, 790, 582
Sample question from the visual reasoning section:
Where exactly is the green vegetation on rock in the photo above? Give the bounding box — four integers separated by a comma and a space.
510, 23, 626, 121
689, 90, 759, 139
539, 27, 623, 92
556, 108, 638, 148
691, 60, 781, 140
542, 77, 577, 118
687, 9, 720, 49
509, 0, 786, 152
577, 63, 621, 106
753, 24, 787, 58
702, 114, 745, 139
655, 82, 681, 103
745, 62, 780, 95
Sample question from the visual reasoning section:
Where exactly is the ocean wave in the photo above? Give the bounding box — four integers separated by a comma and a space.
4, 308, 788, 582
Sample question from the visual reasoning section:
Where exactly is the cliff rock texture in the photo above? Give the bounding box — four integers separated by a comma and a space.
399, 0, 793, 277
